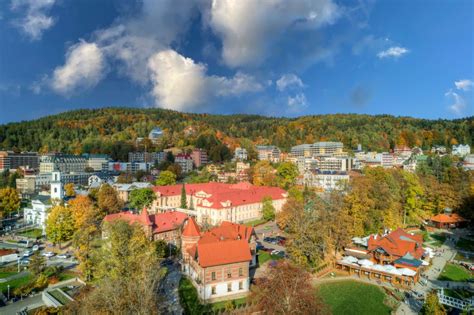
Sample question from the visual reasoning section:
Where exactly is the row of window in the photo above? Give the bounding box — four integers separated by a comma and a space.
211, 268, 244, 280
211, 281, 244, 295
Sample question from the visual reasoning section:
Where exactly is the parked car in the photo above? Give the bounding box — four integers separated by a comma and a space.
57, 253, 70, 259
42, 251, 55, 258
23, 250, 33, 257
271, 249, 281, 256
20, 258, 30, 265
32, 245, 39, 251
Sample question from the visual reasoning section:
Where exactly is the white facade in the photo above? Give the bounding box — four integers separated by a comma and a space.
202, 279, 249, 300
51, 171, 64, 200
175, 155, 194, 173
303, 171, 349, 191
463, 154, 474, 171
85, 154, 110, 171
234, 148, 248, 161
452, 144, 471, 157
23, 198, 52, 234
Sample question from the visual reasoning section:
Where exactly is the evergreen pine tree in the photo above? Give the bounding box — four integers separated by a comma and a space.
180, 183, 187, 209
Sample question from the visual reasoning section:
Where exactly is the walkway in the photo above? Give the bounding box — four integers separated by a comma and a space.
159, 261, 183, 315
0, 294, 44, 315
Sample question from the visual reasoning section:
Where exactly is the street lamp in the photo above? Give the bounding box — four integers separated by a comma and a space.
7, 284, 10, 300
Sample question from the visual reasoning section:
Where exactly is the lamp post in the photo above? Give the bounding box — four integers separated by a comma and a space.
7, 284, 10, 300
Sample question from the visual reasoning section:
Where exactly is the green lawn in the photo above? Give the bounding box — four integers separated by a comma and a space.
316, 280, 393, 315
48, 289, 70, 305
244, 218, 268, 227
429, 233, 447, 247
258, 250, 283, 265
438, 263, 474, 282
17, 228, 43, 239
0, 271, 17, 279
456, 238, 474, 252
0, 273, 33, 294
58, 272, 76, 281
178, 277, 212, 315
212, 297, 247, 312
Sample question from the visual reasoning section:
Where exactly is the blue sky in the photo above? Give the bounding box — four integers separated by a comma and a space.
0, 0, 472, 124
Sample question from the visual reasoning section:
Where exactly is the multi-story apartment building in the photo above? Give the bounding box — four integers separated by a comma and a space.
0, 151, 39, 171
452, 144, 471, 157
152, 182, 287, 225
234, 148, 248, 161
191, 149, 208, 168
39, 154, 87, 173
176, 154, 194, 173
16, 176, 36, 195
291, 142, 344, 158
83, 154, 110, 171
105, 162, 152, 173
302, 170, 349, 191
181, 218, 256, 301
128, 151, 165, 164
112, 182, 153, 203
296, 156, 352, 174
256, 145, 281, 163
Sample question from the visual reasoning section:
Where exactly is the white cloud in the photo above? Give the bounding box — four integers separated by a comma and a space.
207, 0, 340, 67
51, 41, 106, 95
148, 50, 263, 111
455, 79, 473, 91
445, 90, 466, 115
377, 46, 409, 59
10, 0, 56, 40
287, 93, 307, 109
276, 74, 304, 91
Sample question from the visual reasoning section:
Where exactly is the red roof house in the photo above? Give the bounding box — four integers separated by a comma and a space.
367, 228, 424, 263
430, 213, 466, 229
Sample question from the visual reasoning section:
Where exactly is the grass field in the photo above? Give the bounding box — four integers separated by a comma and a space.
444, 288, 473, 300
456, 238, 474, 252
257, 250, 283, 265
0, 273, 33, 294
17, 228, 43, 239
0, 271, 17, 279
178, 277, 212, 314
438, 263, 474, 282
316, 280, 393, 315
244, 218, 268, 227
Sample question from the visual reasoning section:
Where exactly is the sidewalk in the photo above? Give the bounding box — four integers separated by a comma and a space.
0, 294, 44, 315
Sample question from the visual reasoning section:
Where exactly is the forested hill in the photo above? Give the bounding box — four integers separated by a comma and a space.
0, 107, 472, 157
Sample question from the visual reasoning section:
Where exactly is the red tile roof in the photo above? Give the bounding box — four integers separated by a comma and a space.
196, 240, 252, 267
430, 213, 466, 224
199, 221, 254, 244
103, 209, 187, 235
367, 228, 424, 259
153, 182, 286, 209
182, 217, 201, 237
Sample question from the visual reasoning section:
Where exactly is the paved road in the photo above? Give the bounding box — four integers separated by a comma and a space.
254, 221, 286, 252
159, 261, 183, 315
0, 294, 44, 315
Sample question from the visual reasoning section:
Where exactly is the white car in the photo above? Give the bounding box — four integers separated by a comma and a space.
271, 250, 281, 256
23, 250, 33, 257
32, 245, 39, 251
57, 253, 70, 259
42, 251, 55, 258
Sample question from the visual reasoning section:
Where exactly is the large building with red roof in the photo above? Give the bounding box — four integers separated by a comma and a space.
103, 208, 188, 244
151, 182, 287, 226
181, 217, 256, 301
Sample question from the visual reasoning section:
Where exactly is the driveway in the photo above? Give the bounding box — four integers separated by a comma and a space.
159, 261, 183, 315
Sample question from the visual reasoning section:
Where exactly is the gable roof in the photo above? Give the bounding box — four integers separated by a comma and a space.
367, 228, 423, 259
199, 221, 254, 244
196, 240, 252, 267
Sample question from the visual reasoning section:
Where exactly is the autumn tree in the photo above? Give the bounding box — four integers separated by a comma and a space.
156, 170, 177, 186
252, 161, 277, 187
252, 261, 326, 315
276, 194, 304, 230
0, 187, 20, 217
262, 196, 276, 221
180, 184, 187, 208
46, 205, 75, 248
29, 252, 46, 277
420, 291, 446, 315
129, 188, 156, 210
73, 221, 163, 314
276, 161, 299, 190
64, 183, 76, 197
97, 183, 122, 215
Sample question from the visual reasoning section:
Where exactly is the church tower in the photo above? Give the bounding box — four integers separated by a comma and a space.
50, 171, 64, 200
